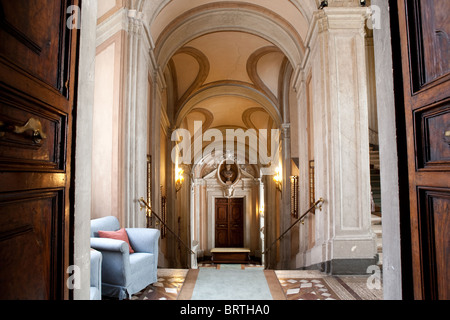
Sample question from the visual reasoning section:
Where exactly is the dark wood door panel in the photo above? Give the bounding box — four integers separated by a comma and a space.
0, 189, 64, 300
231, 204, 243, 221
215, 229, 228, 248
417, 0, 450, 84
415, 100, 450, 170
405, 0, 450, 93
0, 0, 68, 92
0, 85, 67, 171
229, 228, 243, 248
417, 188, 449, 300
0, 0, 79, 300
215, 198, 244, 248
215, 205, 228, 223
398, 0, 450, 299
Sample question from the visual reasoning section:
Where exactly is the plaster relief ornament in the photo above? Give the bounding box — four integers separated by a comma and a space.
217, 161, 241, 197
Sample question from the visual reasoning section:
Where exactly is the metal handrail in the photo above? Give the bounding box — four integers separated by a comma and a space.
262, 198, 325, 255
138, 197, 195, 255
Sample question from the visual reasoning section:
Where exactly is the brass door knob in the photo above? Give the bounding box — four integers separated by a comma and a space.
0, 118, 47, 143
445, 130, 450, 146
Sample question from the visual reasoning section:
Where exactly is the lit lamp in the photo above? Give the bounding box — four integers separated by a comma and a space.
175, 166, 184, 193
273, 166, 282, 192
259, 204, 264, 218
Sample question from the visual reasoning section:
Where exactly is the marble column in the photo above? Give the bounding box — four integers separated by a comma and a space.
123, 10, 150, 228
308, 7, 377, 274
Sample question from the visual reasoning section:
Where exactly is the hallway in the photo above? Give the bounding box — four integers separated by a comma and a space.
2, 0, 448, 301
129, 265, 383, 301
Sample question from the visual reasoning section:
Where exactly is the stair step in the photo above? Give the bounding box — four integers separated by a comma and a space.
371, 214, 382, 224
371, 183, 381, 189
372, 224, 382, 233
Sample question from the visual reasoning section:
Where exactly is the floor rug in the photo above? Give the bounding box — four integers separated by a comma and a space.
186, 266, 274, 300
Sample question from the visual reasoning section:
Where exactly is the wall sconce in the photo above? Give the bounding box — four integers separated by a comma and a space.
318, 0, 328, 9
175, 166, 184, 193
273, 166, 282, 192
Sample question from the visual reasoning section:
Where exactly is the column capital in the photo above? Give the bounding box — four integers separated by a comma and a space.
127, 9, 144, 35
316, 6, 371, 34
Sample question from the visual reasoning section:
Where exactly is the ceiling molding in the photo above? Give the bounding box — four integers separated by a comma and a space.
154, 3, 305, 71
187, 108, 214, 132
172, 47, 210, 113
247, 46, 283, 108
175, 81, 283, 128
241, 107, 268, 130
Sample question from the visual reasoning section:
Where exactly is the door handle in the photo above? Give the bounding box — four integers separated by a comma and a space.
445, 130, 450, 146
0, 118, 47, 143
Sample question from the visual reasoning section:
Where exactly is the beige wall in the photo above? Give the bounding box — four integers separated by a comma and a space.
91, 30, 126, 226
97, 0, 124, 24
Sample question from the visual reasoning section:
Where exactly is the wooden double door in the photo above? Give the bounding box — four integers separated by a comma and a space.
396, 0, 450, 299
0, 0, 79, 299
215, 198, 244, 248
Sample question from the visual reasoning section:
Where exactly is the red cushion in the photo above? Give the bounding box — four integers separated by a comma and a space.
98, 228, 135, 254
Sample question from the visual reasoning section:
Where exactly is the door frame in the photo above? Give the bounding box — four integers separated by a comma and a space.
69, 0, 429, 300
371, 0, 414, 299
71, 0, 98, 300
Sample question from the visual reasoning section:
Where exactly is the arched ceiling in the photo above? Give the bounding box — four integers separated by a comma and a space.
146, 0, 316, 43
144, 0, 315, 162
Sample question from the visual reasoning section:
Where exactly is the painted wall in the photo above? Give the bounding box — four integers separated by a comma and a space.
91, 29, 126, 225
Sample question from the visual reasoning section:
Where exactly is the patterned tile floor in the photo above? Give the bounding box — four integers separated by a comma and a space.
131, 269, 188, 300
128, 265, 383, 301
278, 278, 340, 300
275, 270, 383, 300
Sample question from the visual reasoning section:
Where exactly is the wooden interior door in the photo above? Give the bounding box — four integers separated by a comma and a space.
0, 0, 79, 299
397, 0, 450, 300
215, 198, 244, 248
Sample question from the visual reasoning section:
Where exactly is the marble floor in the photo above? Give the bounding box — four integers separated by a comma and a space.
130, 264, 383, 301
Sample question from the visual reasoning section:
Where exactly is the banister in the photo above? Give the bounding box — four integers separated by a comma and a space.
139, 197, 195, 255
262, 198, 325, 255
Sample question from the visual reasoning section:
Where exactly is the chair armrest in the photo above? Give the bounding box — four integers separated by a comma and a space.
90, 238, 131, 287
90, 250, 102, 289
126, 228, 160, 254
90, 237, 129, 253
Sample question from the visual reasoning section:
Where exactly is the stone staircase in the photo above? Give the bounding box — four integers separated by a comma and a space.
370, 145, 383, 267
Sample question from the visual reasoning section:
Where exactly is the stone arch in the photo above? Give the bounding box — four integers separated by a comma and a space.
154, 4, 305, 72
175, 82, 283, 128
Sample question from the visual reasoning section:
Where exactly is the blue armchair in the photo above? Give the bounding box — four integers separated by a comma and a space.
90, 216, 160, 300
90, 249, 102, 300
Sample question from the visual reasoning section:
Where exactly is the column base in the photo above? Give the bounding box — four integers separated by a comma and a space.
303, 257, 378, 275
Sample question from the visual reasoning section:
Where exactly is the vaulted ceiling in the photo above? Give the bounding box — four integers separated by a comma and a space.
144, 0, 315, 161
169, 31, 285, 135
